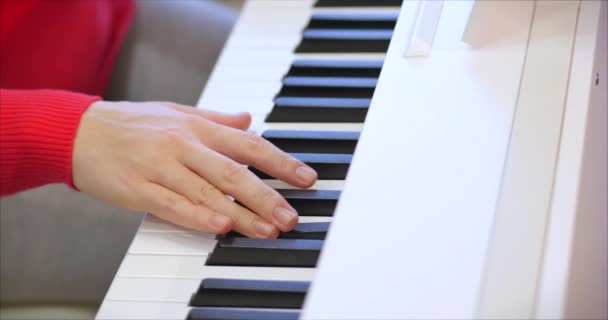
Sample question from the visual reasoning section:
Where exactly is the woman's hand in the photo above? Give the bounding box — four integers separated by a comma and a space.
72, 101, 317, 238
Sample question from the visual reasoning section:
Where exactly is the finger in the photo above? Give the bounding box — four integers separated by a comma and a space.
180, 144, 298, 232
201, 125, 317, 188
152, 161, 280, 238
166, 102, 251, 130
138, 182, 233, 234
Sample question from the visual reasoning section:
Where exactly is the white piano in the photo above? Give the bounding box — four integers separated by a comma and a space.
97, 0, 607, 319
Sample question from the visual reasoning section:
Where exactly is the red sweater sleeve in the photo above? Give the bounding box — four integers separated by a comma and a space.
0, 89, 100, 196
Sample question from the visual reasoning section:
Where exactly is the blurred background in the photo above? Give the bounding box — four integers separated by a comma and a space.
0, 1, 243, 319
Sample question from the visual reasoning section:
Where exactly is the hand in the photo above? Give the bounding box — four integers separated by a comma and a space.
72, 101, 318, 238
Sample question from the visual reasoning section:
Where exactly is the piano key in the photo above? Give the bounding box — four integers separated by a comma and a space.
250, 153, 352, 180
118, 255, 317, 280
189, 279, 308, 309
235, 189, 339, 217
283, 76, 378, 87
278, 76, 377, 98
279, 222, 329, 239
140, 214, 333, 233
253, 120, 365, 134
206, 238, 322, 267
105, 278, 308, 306
296, 29, 392, 53
280, 189, 340, 217
187, 307, 299, 320
263, 130, 359, 154
286, 59, 383, 77
107, 277, 198, 302
266, 97, 371, 122
314, 0, 403, 7
224, 34, 301, 49
263, 179, 344, 191
228, 222, 330, 240
266, 97, 370, 123
129, 232, 216, 255
306, 12, 399, 30
96, 301, 188, 320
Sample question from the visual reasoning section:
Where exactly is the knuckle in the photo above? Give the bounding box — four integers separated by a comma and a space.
277, 153, 295, 172
158, 194, 181, 214
243, 131, 267, 154
184, 114, 203, 128
222, 161, 248, 184
246, 215, 258, 230
197, 184, 220, 205
260, 188, 281, 208
161, 129, 183, 146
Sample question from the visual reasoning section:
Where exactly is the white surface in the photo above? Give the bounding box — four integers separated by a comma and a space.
477, 1, 580, 318
404, 0, 444, 57
303, 1, 534, 318
535, 1, 608, 318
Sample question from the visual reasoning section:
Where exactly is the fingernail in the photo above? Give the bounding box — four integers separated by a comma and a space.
254, 220, 276, 237
210, 215, 231, 231
296, 166, 317, 183
273, 206, 298, 228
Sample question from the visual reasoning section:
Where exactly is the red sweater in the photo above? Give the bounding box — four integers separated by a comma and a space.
0, 0, 134, 195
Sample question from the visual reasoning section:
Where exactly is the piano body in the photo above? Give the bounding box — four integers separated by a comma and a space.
97, 0, 607, 319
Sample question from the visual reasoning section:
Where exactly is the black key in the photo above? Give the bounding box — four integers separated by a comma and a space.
266, 97, 369, 123
189, 278, 309, 309
251, 153, 352, 180
306, 12, 398, 30
206, 238, 322, 267
315, 0, 403, 7
296, 29, 392, 53
277, 76, 377, 98
188, 307, 299, 320
286, 59, 383, 78
227, 222, 330, 240
279, 189, 340, 217
263, 130, 359, 154
234, 189, 339, 217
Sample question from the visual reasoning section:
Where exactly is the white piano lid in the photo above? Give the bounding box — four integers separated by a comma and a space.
302, 1, 535, 319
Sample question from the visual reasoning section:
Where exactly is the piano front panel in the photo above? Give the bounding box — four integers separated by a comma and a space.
303, 0, 544, 318
304, 0, 605, 319
478, 1, 580, 317
535, 1, 608, 318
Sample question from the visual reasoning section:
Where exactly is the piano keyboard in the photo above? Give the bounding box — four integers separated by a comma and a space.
96, 1, 402, 319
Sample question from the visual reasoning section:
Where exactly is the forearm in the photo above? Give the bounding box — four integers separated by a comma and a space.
0, 89, 99, 195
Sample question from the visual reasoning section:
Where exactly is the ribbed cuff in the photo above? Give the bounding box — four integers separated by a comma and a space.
0, 89, 100, 195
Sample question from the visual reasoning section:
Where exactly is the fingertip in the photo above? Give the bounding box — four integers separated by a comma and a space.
295, 166, 318, 187
253, 220, 279, 239
273, 206, 299, 232
235, 112, 252, 130
210, 214, 233, 234
267, 227, 280, 239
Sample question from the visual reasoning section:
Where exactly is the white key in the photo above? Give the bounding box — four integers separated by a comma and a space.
129, 232, 216, 255
96, 301, 188, 320
106, 278, 199, 303
118, 255, 208, 278
252, 119, 365, 133
118, 254, 318, 280
263, 179, 345, 191
108, 267, 317, 302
